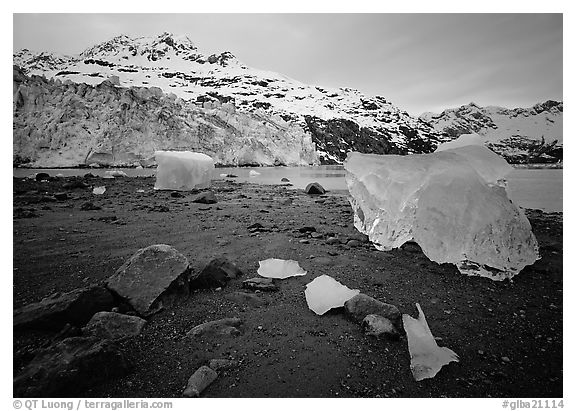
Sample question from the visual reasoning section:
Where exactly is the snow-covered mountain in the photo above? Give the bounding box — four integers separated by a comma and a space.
420, 101, 563, 163
13, 32, 449, 167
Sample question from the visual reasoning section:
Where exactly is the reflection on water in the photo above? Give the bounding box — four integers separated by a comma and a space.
13, 165, 562, 212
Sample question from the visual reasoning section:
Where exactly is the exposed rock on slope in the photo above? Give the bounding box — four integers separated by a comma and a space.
14, 32, 448, 166
420, 101, 563, 163
13, 66, 319, 168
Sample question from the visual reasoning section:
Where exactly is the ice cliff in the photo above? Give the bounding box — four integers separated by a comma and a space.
12, 66, 319, 168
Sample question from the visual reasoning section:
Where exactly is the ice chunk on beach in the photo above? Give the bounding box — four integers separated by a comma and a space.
257, 258, 307, 279
344, 147, 538, 280
154, 151, 214, 191
92, 186, 106, 195
104, 170, 128, 178
403, 303, 459, 381
249, 170, 261, 177
305, 275, 360, 315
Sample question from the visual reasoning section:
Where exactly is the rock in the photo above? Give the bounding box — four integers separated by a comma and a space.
347, 239, 362, 247
326, 237, 340, 245
148, 205, 170, 212
171, 191, 184, 198
35, 172, 50, 182
279, 198, 293, 205
298, 226, 316, 233
311, 232, 324, 239
401, 241, 422, 253
62, 180, 89, 189
187, 318, 243, 338
226, 174, 238, 178
190, 257, 243, 289
54, 192, 68, 201
281, 177, 290, 182
362, 314, 400, 339
348, 233, 370, 243
208, 358, 237, 371
80, 201, 102, 211
305, 182, 325, 195
192, 191, 217, 204
14, 286, 114, 330
182, 365, 218, 397
225, 291, 267, 307
83, 173, 96, 179
344, 293, 403, 333
247, 222, 264, 231
13, 337, 130, 397
242, 277, 279, 291
106, 244, 193, 316
82, 311, 147, 340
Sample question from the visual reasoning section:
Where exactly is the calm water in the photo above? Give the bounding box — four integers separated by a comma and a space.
13, 166, 563, 212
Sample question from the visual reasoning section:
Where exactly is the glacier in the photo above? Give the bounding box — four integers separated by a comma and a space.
154, 151, 214, 191
344, 145, 539, 280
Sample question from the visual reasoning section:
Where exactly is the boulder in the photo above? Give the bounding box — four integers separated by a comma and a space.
305, 182, 325, 195
82, 311, 147, 340
182, 366, 218, 397
242, 277, 279, 291
362, 314, 400, 340
187, 318, 243, 338
344, 293, 403, 333
14, 286, 114, 330
13, 337, 129, 397
106, 244, 193, 316
192, 191, 217, 204
190, 258, 243, 289
35, 172, 50, 182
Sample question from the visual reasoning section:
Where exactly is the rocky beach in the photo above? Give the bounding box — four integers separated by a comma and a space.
12, 174, 563, 398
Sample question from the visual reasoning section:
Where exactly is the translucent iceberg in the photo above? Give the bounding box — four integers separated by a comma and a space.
257, 258, 307, 279
344, 147, 539, 280
403, 303, 459, 381
154, 151, 214, 191
305, 275, 360, 315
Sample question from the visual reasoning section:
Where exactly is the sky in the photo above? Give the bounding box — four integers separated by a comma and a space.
12, 13, 563, 115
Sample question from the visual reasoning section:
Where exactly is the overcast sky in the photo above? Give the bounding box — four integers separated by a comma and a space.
13, 13, 563, 115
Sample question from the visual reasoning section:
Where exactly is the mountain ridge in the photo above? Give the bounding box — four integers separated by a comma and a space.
14, 32, 562, 166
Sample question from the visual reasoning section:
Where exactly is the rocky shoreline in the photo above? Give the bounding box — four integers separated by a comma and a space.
13, 174, 562, 398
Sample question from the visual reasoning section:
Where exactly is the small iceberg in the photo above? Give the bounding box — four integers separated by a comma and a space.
92, 186, 106, 195
403, 303, 459, 381
304, 275, 360, 315
257, 258, 307, 279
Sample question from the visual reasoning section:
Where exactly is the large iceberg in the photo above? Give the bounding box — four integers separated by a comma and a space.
344, 145, 539, 280
154, 151, 214, 191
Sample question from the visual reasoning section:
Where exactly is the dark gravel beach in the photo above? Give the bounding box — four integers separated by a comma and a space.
12, 175, 563, 398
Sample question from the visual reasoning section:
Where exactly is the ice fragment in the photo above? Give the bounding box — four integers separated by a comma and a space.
257, 258, 307, 279
249, 170, 261, 176
344, 147, 538, 280
92, 186, 106, 195
305, 275, 360, 315
154, 151, 214, 191
403, 303, 459, 381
